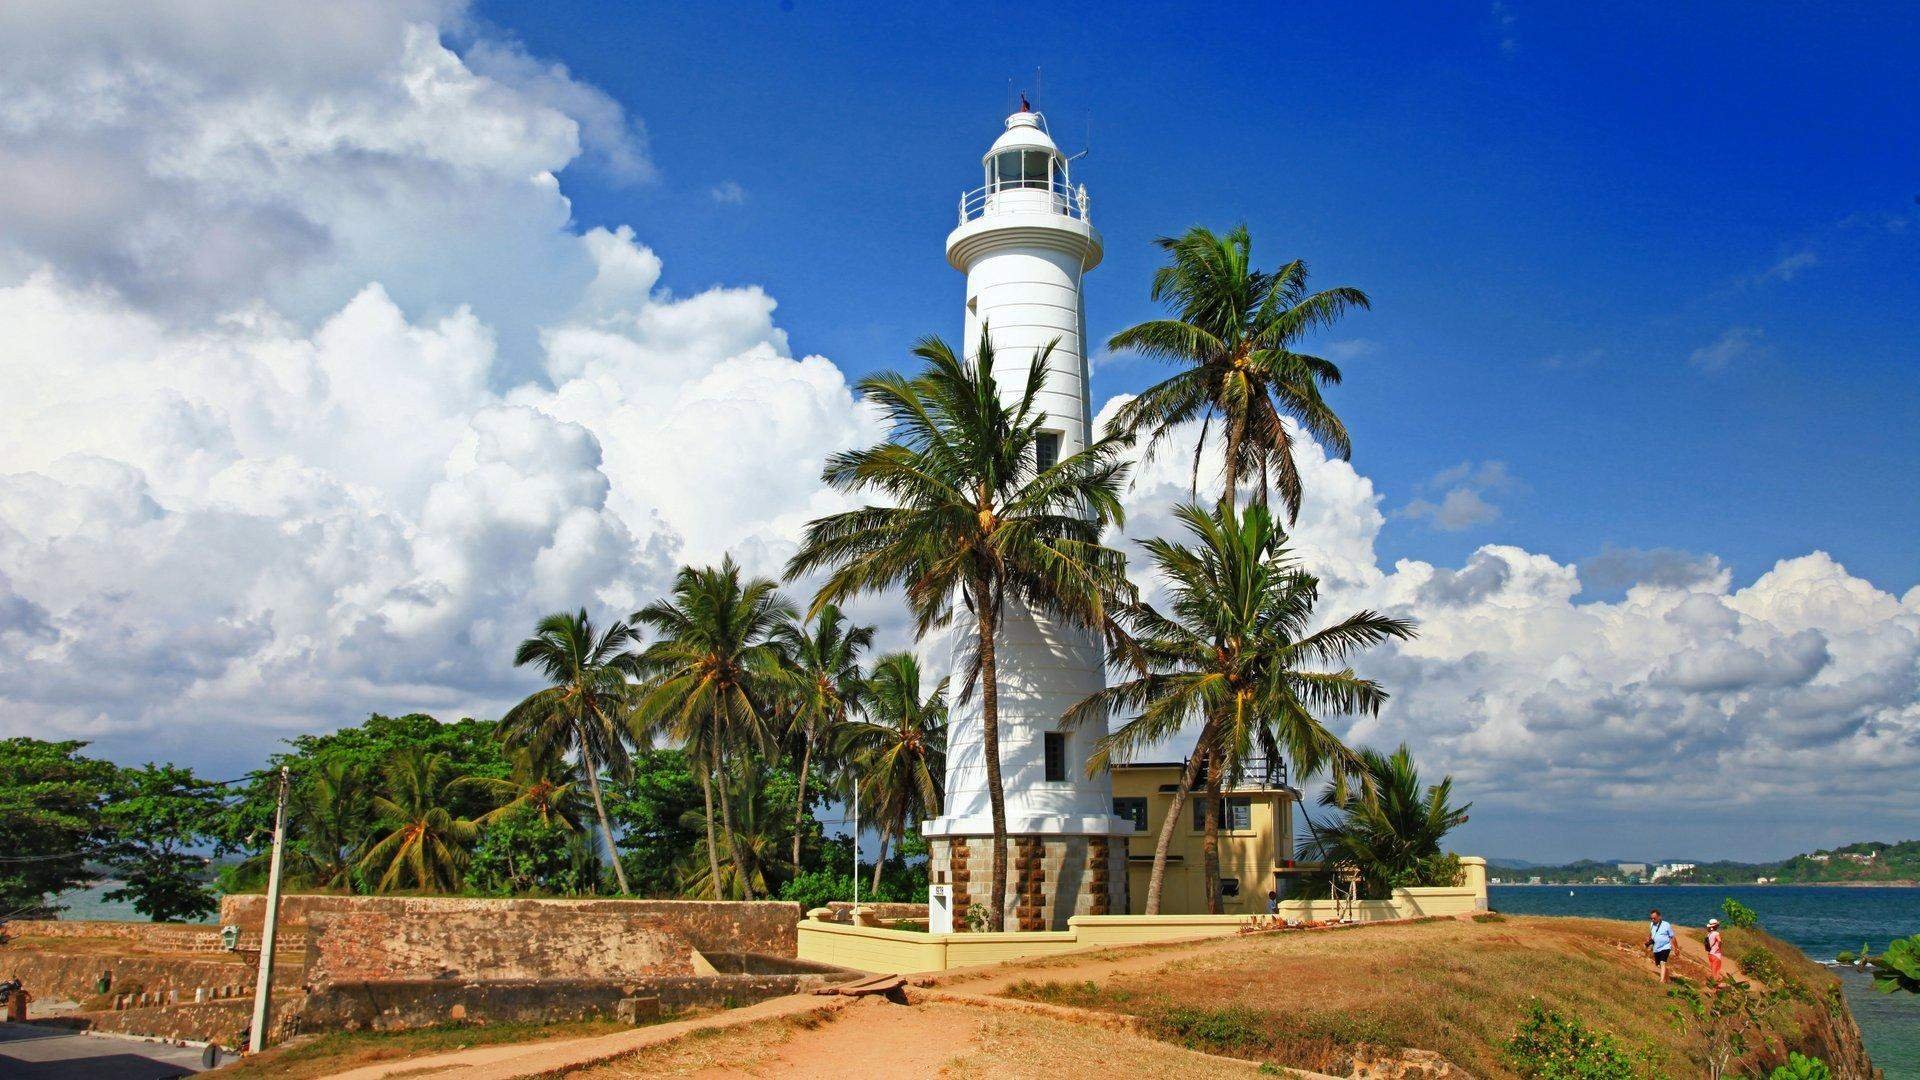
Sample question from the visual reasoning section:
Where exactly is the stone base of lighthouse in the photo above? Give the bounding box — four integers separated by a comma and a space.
929, 834, 1128, 931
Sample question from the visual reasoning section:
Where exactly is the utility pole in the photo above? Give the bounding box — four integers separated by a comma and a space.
248, 766, 289, 1054
851, 782, 859, 908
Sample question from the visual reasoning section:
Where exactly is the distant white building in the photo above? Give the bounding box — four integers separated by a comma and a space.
1650, 862, 1695, 881
1616, 862, 1648, 878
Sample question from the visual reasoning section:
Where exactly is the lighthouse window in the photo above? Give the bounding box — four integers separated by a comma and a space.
993, 149, 1053, 191
1035, 431, 1061, 471
1044, 732, 1068, 782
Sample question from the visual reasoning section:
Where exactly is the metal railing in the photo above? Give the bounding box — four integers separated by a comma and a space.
958, 181, 1091, 226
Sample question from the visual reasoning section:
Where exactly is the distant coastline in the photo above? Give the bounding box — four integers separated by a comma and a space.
1495, 880, 1919, 888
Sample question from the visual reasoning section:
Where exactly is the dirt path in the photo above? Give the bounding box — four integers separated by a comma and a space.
573, 997, 1285, 1080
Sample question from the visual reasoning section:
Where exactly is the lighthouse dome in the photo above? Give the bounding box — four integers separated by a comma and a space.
986, 110, 1060, 157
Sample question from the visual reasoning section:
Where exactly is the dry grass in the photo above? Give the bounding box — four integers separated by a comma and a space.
215, 1018, 635, 1079
997, 916, 1842, 1078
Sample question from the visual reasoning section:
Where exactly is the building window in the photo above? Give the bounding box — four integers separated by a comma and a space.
1192, 796, 1252, 832
1044, 732, 1067, 782
1035, 431, 1061, 471
1219, 876, 1241, 898
1113, 797, 1147, 832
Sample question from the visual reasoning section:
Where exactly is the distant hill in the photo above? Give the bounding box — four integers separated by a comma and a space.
1489, 840, 1920, 885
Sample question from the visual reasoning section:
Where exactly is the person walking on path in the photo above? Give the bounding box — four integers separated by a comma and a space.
1704, 917, 1725, 980
1647, 909, 1678, 983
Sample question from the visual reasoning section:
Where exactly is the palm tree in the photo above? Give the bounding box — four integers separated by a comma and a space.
460, 746, 588, 833
357, 748, 479, 893
1105, 225, 1368, 521
503, 609, 639, 895
839, 652, 947, 894
289, 757, 369, 891
772, 605, 875, 877
632, 559, 796, 901
787, 333, 1134, 930
1303, 744, 1470, 898
673, 759, 789, 901
1067, 502, 1415, 913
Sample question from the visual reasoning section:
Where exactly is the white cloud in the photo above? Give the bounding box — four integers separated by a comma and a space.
1398, 460, 1517, 531
708, 180, 748, 204
1095, 408, 1920, 849
1760, 249, 1818, 283
1689, 326, 1763, 372
0, 4, 884, 770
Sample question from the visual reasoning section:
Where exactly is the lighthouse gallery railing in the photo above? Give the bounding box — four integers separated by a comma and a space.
958, 182, 1091, 227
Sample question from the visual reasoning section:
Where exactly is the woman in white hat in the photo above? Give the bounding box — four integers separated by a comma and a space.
1704, 917, 1725, 980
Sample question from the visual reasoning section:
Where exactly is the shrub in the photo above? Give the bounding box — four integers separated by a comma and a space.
1738, 946, 1783, 985
1720, 897, 1759, 929
1505, 1000, 1642, 1079
777, 869, 847, 913
1152, 1005, 1274, 1056
1768, 1053, 1832, 1080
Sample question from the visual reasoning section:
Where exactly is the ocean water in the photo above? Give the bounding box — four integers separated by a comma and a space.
1491, 884, 1920, 1078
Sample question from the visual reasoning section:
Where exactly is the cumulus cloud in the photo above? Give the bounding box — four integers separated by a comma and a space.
1095, 407, 1920, 851
1398, 460, 1517, 531
0, 4, 884, 771
1580, 545, 1724, 594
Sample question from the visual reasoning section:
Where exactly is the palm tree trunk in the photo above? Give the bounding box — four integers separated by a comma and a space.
1203, 745, 1224, 914
712, 736, 752, 900
976, 583, 1009, 933
1145, 724, 1212, 915
870, 818, 891, 895
579, 741, 631, 895
791, 718, 814, 878
699, 762, 722, 897
1221, 419, 1243, 512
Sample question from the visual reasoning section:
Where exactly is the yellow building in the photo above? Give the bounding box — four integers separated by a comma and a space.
1109, 759, 1313, 915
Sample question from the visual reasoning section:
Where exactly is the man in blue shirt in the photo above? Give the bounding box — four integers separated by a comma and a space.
1647, 909, 1677, 983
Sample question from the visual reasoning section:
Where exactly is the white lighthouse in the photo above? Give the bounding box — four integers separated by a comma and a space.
923, 104, 1131, 933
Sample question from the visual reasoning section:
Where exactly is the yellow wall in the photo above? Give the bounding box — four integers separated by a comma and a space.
796, 861, 1488, 975
1110, 765, 1297, 915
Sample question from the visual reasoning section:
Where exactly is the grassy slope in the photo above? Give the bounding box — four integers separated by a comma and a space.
1000, 916, 1868, 1078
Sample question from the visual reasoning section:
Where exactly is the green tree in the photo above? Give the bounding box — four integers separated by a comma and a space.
357, 749, 479, 893
1069, 502, 1412, 913
0, 738, 118, 917
283, 758, 371, 891
839, 651, 946, 895
460, 746, 588, 834
214, 713, 509, 892
1305, 744, 1471, 899
788, 333, 1133, 930
1105, 224, 1368, 520
466, 806, 593, 896
673, 760, 792, 900
632, 559, 795, 900
101, 764, 225, 923
771, 604, 874, 877
1721, 896, 1759, 929
605, 748, 708, 897
504, 610, 639, 895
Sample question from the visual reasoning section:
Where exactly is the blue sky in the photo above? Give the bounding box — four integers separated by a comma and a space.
492, 0, 1919, 594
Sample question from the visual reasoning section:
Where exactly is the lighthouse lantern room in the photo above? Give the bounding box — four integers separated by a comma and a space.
922, 104, 1131, 934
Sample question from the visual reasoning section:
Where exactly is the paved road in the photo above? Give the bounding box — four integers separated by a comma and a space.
0, 1022, 232, 1078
